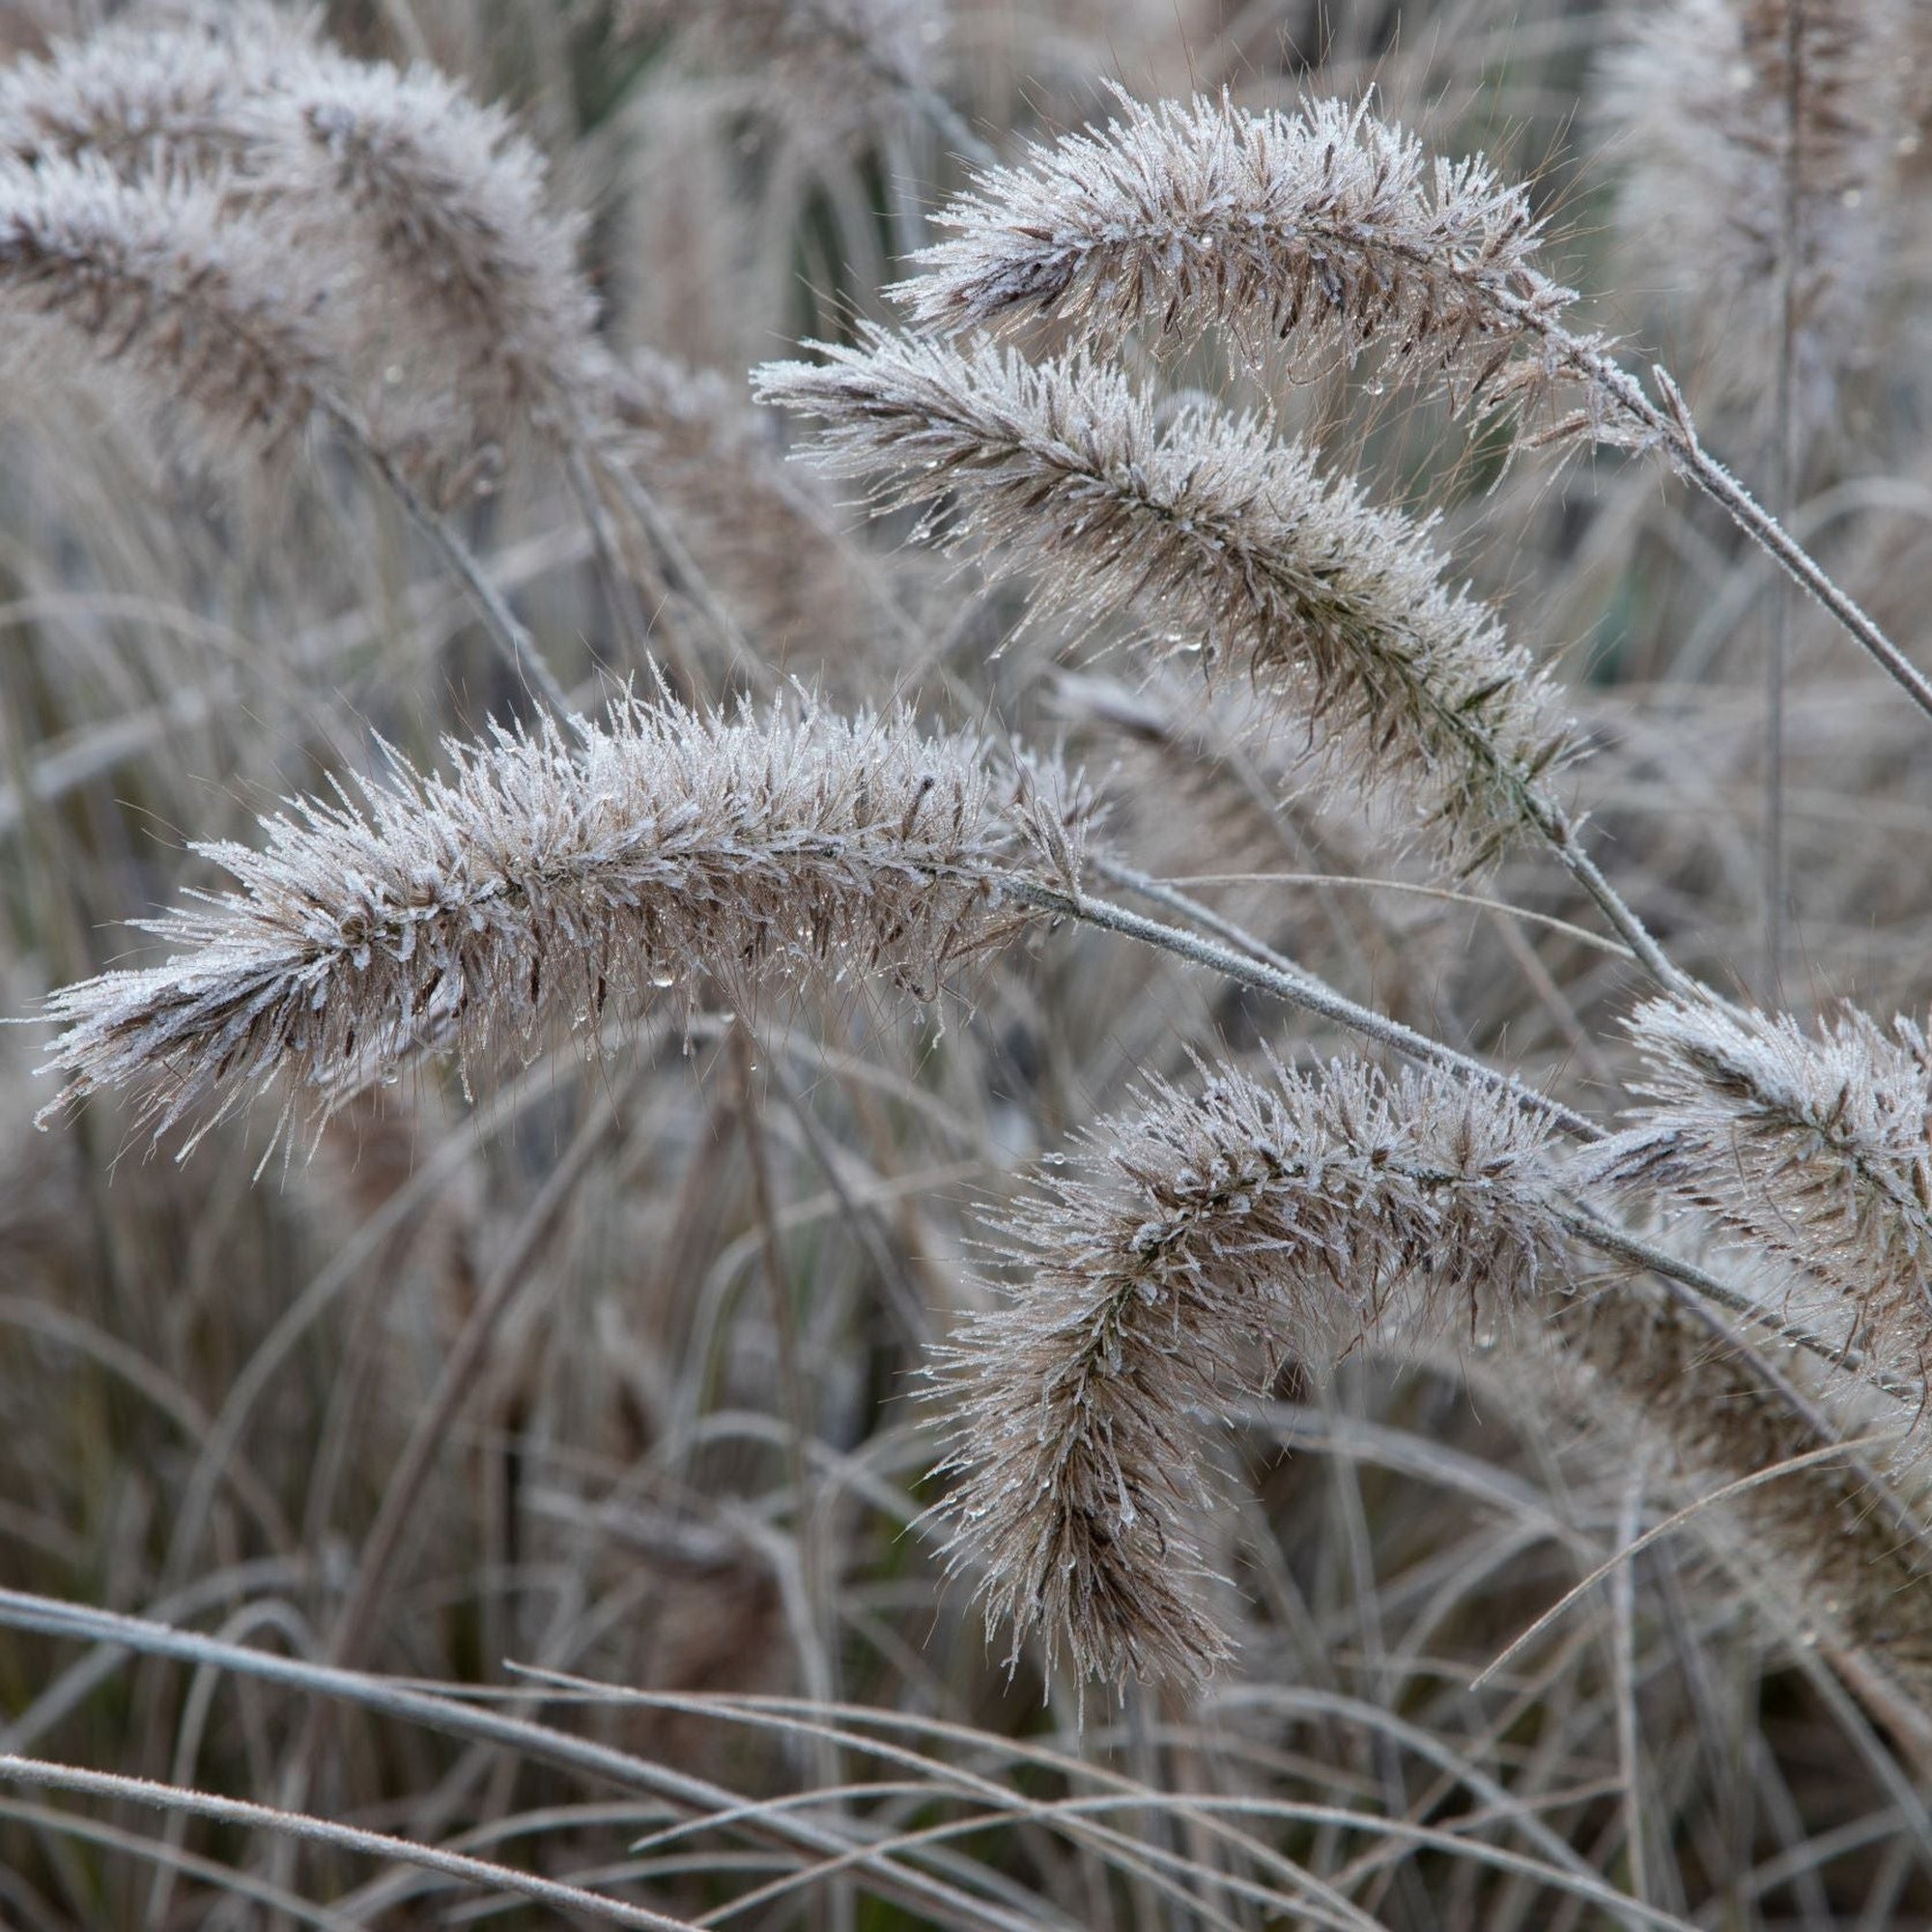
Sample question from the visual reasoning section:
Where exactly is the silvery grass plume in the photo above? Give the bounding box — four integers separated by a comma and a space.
238, 50, 611, 453
614, 352, 877, 676
756, 329, 1576, 870
1590, 995, 1932, 1382
932, 1057, 1573, 1689
875, 83, 1932, 738
38, 699, 1065, 1151
1596, 0, 1912, 432
0, 153, 334, 459
1051, 668, 1357, 869
0, 3, 309, 173
1558, 1289, 1932, 1708
895, 90, 1591, 440
0, 15, 611, 458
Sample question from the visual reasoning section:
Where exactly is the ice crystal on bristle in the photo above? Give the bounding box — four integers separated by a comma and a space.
756, 329, 1576, 870
897, 91, 1587, 436
1591, 996, 1932, 1382
0, 156, 335, 457
931, 1057, 1572, 1689
39, 700, 1062, 1148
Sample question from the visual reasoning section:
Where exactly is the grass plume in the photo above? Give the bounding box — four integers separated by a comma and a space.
241, 49, 611, 451
1560, 1287, 1932, 1707
933, 1056, 1572, 1689
39, 698, 1061, 1148
1592, 994, 1932, 1383
896, 90, 1586, 436
7, 8, 1932, 1918
756, 328, 1577, 871
1597, 0, 1913, 429
0, 13, 612, 466
891, 84, 1932, 733
0, 153, 334, 458
0, 4, 308, 173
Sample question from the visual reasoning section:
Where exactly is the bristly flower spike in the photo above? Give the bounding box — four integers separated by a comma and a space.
0, 4, 311, 174
240, 50, 612, 449
1596, 0, 1913, 433
883, 84, 1932, 733
756, 329, 1577, 875
896, 88, 1590, 439
0, 155, 337, 460
37, 697, 1070, 1151
931, 1056, 1573, 1689
1590, 994, 1932, 1385
1560, 1287, 1932, 1704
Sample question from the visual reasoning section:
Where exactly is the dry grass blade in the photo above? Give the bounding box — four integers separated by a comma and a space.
0, 1751, 700, 1930
0, 1588, 1044, 1932
516, 1676, 1707, 1931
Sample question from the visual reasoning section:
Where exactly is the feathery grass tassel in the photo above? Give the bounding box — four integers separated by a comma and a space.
895, 89, 1592, 440
38, 700, 1065, 1150
756, 330, 1577, 875
1557, 1288, 1932, 1710
0, 4, 308, 174
1589, 996, 1932, 1385
1596, 0, 1912, 434
0, 18, 619, 459
930, 1057, 1573, 1690
241, 51, 613, 451
881, 85, 1932, 732
0, 155, 335, 460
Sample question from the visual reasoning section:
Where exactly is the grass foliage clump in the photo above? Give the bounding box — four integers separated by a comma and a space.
5, 0, 1932, 1925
